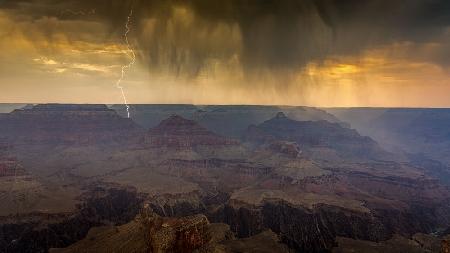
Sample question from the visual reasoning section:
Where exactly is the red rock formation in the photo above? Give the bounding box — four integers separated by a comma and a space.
145, 115, 239, 148
267, 141, 302, 158
140, 208, 210, 253
158, 158, 272, 183
0, 143, 27, 177
0, 160, 27, 177
442, 239, 450, 253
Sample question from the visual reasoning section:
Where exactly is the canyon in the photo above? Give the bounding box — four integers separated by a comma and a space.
0, 104, 449, 252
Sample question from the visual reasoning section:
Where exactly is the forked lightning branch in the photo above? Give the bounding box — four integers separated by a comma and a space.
115, 9, 136, 118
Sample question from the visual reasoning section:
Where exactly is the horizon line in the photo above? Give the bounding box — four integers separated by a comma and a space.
1, 102, 450, 109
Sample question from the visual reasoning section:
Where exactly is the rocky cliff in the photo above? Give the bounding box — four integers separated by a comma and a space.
145, 115, 239, 148
244, 112, 391, 161
0, 186, 143, 253
0, 104, 143, 146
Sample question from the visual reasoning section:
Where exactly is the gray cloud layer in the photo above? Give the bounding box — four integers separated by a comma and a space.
0, 0, 450, 75
1, 0, 450, 107
1, 0, 449, 76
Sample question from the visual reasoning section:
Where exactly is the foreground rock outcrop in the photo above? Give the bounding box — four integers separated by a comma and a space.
443, 238, 450, 253
51, 207, 289, 253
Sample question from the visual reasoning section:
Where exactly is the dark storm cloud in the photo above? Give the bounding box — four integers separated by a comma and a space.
1, 0, 449, 75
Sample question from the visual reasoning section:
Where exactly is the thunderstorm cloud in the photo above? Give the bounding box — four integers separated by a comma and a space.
0, 0, 449, 106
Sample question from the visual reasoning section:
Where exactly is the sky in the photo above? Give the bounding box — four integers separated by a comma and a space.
0, 0, 449, 107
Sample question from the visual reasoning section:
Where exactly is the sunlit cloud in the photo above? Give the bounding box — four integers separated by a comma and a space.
32, 57, 119, 75
0, 1, 449, 106
33, 57, 58, 66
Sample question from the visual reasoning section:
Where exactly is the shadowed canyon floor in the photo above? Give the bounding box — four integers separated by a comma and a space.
0, 104, 449, 252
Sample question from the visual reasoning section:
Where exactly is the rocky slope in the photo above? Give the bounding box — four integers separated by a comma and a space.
0, 142, 83, 217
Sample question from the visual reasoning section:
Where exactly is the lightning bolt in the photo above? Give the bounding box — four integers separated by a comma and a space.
115, 9, 136, 118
